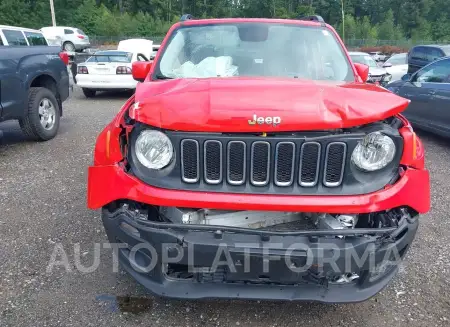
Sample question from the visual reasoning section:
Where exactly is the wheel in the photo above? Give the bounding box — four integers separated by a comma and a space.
19, 87, 60, 141
63, 41, 75, 52
82, 88, 96, 98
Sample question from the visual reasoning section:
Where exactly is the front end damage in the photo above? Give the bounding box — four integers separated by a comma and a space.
101, 201, 418, 302
88, 96, 430, 302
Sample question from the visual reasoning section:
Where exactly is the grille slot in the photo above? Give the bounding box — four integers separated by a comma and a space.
227, 141, 246, 185
250, 141, 270, 186
204, 140, 222, 184
274, 142, 295, 186
299, 142, 321, 187
180, 139, 199, 183
324, 142, 347, 187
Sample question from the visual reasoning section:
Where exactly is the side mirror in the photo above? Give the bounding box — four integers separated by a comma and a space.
401, 74, 412, 81
383, 62, 393, 68
354, 63, 370, 83
132, 61, 152, 82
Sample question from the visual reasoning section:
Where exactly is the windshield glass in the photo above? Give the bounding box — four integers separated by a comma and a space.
156, 23, 353, 81
350, 54, 378, 68
87, 51, 132, 63
386, 53, 407, 66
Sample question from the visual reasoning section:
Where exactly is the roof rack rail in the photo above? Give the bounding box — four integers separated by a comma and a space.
297, 15, 325, 23
180, 14, 195, 21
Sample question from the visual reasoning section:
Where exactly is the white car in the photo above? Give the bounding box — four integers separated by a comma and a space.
382, 53, 408, 82
40, 26, 90, 52
349, 52, 391, 84
369, 51, 387, 62
0, 25, 49, 46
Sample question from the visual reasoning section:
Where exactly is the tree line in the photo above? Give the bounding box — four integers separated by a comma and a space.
0, 0, 449, 42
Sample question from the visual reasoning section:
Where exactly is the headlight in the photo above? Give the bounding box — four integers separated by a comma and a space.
135, 130, 173, 169
351, 132, 396, 171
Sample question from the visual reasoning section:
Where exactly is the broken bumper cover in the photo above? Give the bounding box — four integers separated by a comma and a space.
102, 207, 418, 302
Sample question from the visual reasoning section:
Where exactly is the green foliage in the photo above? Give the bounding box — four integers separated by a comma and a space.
0, 0, 448, 44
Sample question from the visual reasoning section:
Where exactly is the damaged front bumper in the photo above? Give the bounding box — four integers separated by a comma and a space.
102, 204, 418, 302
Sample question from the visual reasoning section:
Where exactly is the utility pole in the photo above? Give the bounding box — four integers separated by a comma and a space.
49, 0, 56, 26
341, 0, 345, 40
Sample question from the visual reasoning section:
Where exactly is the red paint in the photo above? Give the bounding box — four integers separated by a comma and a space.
132, 61, 152, 82
353, 63, 370, 82
87, 164, 429, 214
87, 17, 430, 216
132, 78, 410, 132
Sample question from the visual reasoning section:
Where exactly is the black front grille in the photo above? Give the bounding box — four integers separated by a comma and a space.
299, 142, 321, 186
251, 142, 270, 185
275, 142, 295, 186
324, 142, 346, 187
180, 139, 199, 183
227, 141, 246, 185
204, 140, 222, 184
180, 138, 349, 188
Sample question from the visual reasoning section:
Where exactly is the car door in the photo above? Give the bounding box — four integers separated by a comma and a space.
0, 29, 28, 121
425, 59, 450, 134
398, 59, 450, 129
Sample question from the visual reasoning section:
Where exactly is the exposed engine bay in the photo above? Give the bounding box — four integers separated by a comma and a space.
157, 206, 405, 231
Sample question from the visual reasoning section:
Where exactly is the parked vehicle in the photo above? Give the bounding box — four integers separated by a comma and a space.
387, 57, 450, 137
76, 39, 153, 97
150, 44, 160, 61
40, 26, 90, 52
349, 51, 392, 85
369, 51, 387, 62
87, 14, 429, 303
382, 53, 408, 82
407, 45, 450, 74
0, 25, 49, 46
0, 46, 70, 141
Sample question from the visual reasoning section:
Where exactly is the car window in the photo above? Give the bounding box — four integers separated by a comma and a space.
442, 46, 450, 56
24, 31, 48, 46
86, 51, 133, 63
411, 47, 427, 61
350, 54, 378, 67
0, 35, 3, 46
415, 59, 450, 83
64, 29, 74, 35
2, 29, 28, 46
76, 29, 86, 35
386, 54, 406, 66
157, 23, 353, 81
428, 48, 444, 61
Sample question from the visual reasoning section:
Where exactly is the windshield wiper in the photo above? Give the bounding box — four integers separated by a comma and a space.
154, 73, 174, 80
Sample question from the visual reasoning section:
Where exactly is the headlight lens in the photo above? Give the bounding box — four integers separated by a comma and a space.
135, 130, 173, 169
351, 132, 396, 171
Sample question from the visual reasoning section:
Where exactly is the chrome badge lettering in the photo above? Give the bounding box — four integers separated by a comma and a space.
248, 114, 281, 127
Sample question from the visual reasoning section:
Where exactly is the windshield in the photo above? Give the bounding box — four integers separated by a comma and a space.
87, 51, 132, 63
350, 54, 378, 68
386, 53, 407, 66
156, 23, 353, 81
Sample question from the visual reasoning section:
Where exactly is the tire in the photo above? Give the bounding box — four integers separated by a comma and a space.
82, 88, 96, 98
19, 87, 60, 141
63, 41, 75, 52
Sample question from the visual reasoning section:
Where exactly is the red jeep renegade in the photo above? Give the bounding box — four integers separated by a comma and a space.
87, 15, 430, 302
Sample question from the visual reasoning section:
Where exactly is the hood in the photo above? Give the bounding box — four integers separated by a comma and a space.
369, 66, 387, 76
131, 78, 410, 133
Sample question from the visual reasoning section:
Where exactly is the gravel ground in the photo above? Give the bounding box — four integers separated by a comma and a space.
1, 88, 449, 327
